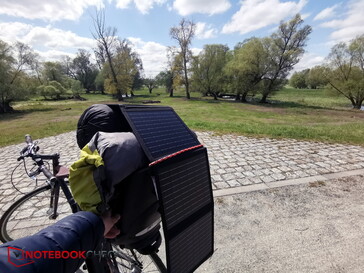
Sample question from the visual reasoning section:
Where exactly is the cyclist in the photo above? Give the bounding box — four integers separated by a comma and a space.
0, 210, 120, 273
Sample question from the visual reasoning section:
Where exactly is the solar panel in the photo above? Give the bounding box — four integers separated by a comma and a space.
111, 104, 214, 272
120, 105, 200, 161
151, 147, 214, 273
168, 212, 213, 273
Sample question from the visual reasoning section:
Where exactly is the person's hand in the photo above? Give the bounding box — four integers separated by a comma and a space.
101, 211, 121, 239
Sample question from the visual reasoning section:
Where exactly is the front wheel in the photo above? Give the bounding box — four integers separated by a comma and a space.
112, 246, 167, 273
0, 184, 73, 243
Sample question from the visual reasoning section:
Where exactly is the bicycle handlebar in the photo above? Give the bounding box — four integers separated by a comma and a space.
40, 165, 57, 182
18, 134, 59, 182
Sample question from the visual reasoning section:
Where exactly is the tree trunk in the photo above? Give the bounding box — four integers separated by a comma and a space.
241, 92, 248, 103
130, 90, 135, 97
149, 88, 152, 94
212, 92, 218, 100
105, 48, 121, 97
183, 58, 190, 99
185, 83, 190, 99
349, 97, 356, 108
353, 99, 363, 109
235, 94, 241, 101
260, 93, 268, 103
0, 100, 14, 113
169, 88, 174, 97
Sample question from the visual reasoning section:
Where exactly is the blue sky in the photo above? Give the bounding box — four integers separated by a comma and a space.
1, 0, 364, 77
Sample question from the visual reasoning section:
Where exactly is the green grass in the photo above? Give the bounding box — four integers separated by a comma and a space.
1, 88, 364, 147
0, 93, 117, 146
272, 87, 350, 109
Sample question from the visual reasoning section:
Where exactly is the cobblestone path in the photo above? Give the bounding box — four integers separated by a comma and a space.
1, 131, 364, 214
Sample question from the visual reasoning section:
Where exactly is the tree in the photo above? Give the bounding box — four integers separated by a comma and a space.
92, 10, 121, 100
326, 35, 364, 109
225, 38, 268, 102
70, 49, 98, 93
37, 81, 67, 100
42, 61, 65, 84
306, 66, 329, 89
166, 46, 183, 97
156, 70, 174, 96
191, 44, 230, 100
170, 18, 196, 99
94, 69, 105, 93
0, 41, 38, 113
260, 14, 312, 103
131, 71, 143, 95
144, 77, 158, 93
289, 69, 309, 89
103, 39, 143, 98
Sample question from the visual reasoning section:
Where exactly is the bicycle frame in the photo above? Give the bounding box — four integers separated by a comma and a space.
26, 153, 79, 217
10, 136, 167, 273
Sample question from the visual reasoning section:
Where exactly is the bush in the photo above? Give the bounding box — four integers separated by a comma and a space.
70, 80, 84, 97
37, 81, 67, 100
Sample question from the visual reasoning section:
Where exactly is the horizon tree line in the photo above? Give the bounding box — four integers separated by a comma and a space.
1, 13, 363, 113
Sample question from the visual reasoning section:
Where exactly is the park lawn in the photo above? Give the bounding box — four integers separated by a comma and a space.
0, 93, 117, 147
0, 88, 363, 147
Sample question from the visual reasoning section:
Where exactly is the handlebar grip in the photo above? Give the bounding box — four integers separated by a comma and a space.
21, 146, 28, 154
28, 169, 41, 178
17, 156, 24, 161
40, 165, 56, 182
25, 134, 33, 144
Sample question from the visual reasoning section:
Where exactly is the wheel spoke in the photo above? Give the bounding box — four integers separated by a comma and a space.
0, 185, 73, 242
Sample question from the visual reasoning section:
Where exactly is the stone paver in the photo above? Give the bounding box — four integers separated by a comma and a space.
0, 132, 80, 214
196, 132, 364, 189
0, 131, 364, 208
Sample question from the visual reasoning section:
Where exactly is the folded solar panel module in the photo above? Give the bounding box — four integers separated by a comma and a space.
119, 105, 214, 273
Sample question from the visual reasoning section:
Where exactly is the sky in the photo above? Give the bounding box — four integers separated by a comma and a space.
0, 0, 364, 77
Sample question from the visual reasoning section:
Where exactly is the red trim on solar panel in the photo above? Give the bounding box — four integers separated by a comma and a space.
149, 144, 203, 166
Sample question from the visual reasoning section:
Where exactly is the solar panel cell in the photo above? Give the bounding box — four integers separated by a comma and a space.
168, 212, 213, 273
151, 148, 214, 273
122, 107, 199, 161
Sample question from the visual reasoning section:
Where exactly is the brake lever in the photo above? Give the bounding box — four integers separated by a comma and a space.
28, 168, 41, 179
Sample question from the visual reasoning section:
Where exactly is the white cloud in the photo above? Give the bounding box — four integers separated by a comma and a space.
24, 27, 96, 49
222, 0, 307, 35
36, 50, 76, 62
173, 0, 231, 16
319, 0, 364, 44
0, 0, 103, 21
313, 4, 340, 21
191, 47, 203, 56
112, 0, 167, 14
0, 22, 95, 50
0, 22, 168, 77
195, 22, 218, 39
128, 37, 168, 77
292, 52, 325, 72
301, 13, 311, 20
0, 22, 33, 44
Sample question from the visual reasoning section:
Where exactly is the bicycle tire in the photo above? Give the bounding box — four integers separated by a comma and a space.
0, 184, 74, 243
111, 246, 167, 273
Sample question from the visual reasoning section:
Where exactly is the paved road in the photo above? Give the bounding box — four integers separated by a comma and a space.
200, 174, 364, 273
1, 131, 364, 212
1, 131, 364, 272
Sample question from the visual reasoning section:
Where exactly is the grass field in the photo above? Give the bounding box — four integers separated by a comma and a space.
0, 87, 363, 147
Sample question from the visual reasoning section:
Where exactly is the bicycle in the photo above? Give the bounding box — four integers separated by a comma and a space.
0, 135, 166, 273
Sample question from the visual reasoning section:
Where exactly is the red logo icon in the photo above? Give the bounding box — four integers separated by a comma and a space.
7, 247, 35, 267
